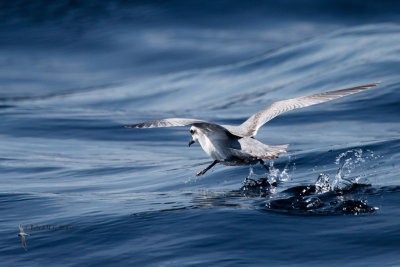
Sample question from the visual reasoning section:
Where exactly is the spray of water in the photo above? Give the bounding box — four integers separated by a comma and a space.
244, 154, 295, 185
316, 148, 378, 192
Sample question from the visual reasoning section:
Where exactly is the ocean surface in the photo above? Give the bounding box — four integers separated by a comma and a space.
1, 1, 400, 266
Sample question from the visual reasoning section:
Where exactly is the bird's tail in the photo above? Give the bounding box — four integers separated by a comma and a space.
231, 138, 289, 160
256, 144, 289, 160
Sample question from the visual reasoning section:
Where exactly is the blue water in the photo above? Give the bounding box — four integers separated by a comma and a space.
1, 1, 400, 266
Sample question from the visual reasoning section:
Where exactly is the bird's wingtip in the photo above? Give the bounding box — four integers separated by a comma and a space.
370, 81, 381, 86
363, 81, 381, 88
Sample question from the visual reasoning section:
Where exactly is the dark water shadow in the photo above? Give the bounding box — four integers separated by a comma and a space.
261, 183, 377, 216
129, 176, 400, 218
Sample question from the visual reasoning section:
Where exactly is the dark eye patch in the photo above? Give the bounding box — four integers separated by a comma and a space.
190, 129, 195, 134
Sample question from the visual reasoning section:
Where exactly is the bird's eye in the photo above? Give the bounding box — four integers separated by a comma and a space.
190, 129, 194, 134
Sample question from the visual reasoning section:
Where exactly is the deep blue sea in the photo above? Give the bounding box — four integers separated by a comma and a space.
1, 1, 400, 266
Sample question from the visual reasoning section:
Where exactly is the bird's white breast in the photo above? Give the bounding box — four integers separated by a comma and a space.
197, 132, 231, 161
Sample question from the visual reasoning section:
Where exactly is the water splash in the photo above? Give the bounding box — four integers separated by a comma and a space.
262, 148, 381, 215
335, 149, 378, 187
279, 159, 294, 182
242, 165, 276, 196
316, 148, 378, 191
241, 155, 295, 189
315, 173, 332, 194
267, 154, 295, 184
241, 156, 296, 197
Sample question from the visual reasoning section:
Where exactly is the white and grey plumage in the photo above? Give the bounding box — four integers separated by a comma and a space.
126, 82, 379, 176
18, 224, 29, 251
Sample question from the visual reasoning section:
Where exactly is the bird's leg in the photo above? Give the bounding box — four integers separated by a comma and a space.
196, 160, 219, 176
259, 159, 270, 172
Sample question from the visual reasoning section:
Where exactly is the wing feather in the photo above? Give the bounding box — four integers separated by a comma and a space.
125, 118, 237, 136
227, 82, 380, 137
125, 118, 206, 128
21, 236, 27, 250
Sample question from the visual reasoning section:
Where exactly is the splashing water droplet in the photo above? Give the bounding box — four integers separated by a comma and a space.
310, 148, 380, 191
264, 155, 295, 184
279, 155, 293, 182
331, 148, 377, 189
315, 173, 332, 194
268, 161, 279, 184
248, 165, 255, 177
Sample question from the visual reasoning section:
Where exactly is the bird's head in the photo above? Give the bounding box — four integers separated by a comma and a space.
188, 126, 200, 147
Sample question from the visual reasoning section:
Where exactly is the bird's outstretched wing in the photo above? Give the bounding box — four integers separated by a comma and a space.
224, 82, 380, 137
126, 118, 239, 138
21, 236, 27, 250
125, 118, 207, 128
19, 224, 24, 233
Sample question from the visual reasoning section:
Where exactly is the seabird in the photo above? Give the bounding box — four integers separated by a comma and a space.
17, 224, 29, 251
126, 82, 379, 176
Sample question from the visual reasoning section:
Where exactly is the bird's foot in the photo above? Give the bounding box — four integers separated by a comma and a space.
259, 159, 270, 173
196, 170, 206, 176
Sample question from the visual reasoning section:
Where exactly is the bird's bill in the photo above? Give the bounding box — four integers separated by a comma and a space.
188, 138, 195, 147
